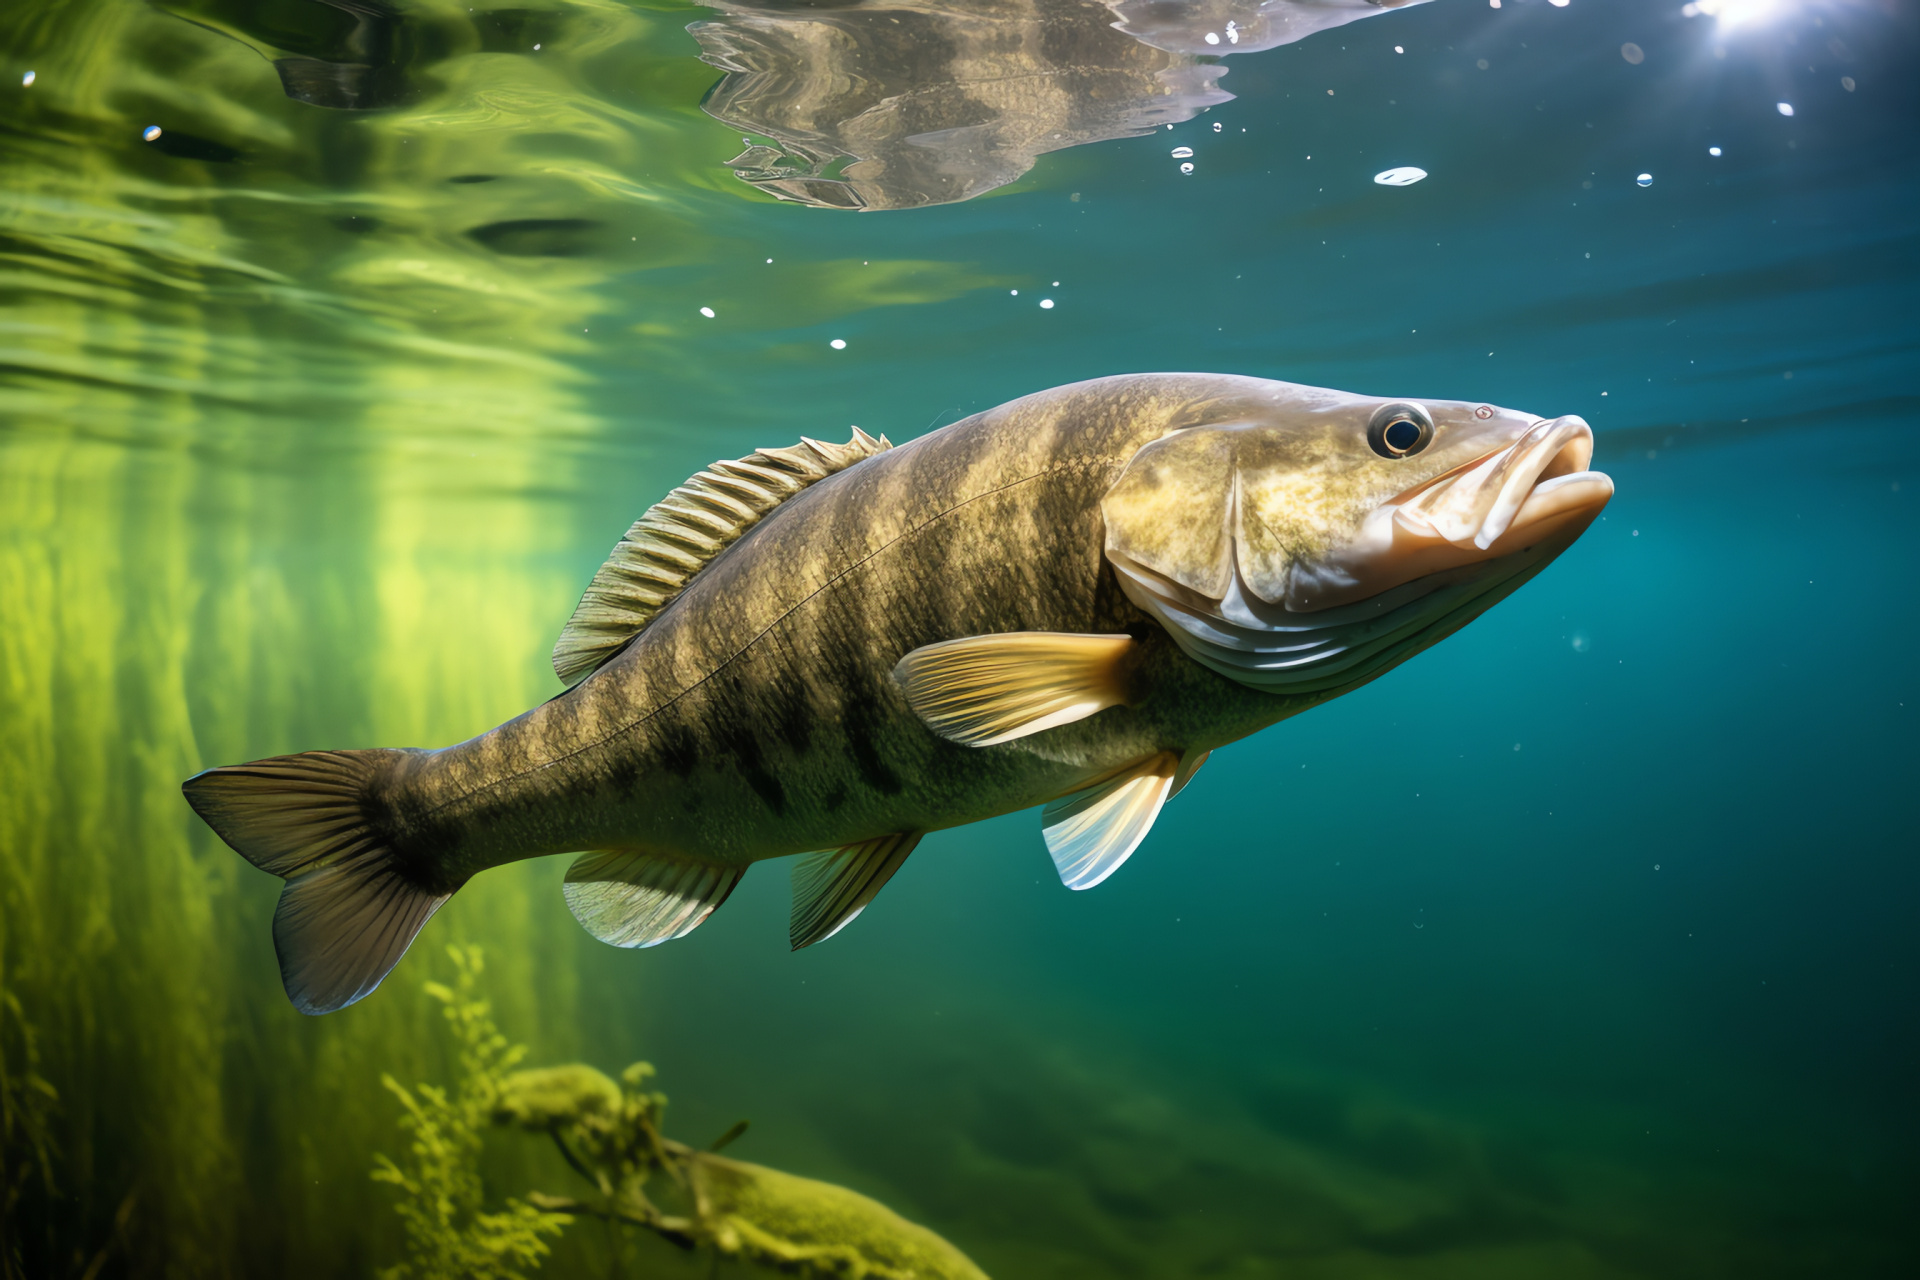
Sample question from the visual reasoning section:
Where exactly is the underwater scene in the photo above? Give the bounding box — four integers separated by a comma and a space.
2, 0, 1916, 1276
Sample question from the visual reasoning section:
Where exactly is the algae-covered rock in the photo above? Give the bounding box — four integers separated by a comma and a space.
689, 1152, 988, 1280
492, 1065, 623, 1131
379, 957, 988, 1279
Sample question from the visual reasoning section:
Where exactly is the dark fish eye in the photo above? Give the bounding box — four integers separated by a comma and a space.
1367, 402, 1435, 459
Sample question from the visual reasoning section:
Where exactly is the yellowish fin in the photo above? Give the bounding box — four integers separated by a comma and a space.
790, 832, 921, 950
892, 632, 1135, 747
563, 850, 742, 948
1042, 752, 1178, 890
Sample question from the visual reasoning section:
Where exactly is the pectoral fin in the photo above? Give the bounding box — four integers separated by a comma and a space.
563, 850, 742, 948
790, 832, 921, 950
1042, 752, 1178, 890
893, 632, 1135, 747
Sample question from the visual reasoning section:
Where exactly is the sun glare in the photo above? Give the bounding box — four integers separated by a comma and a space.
1682, 0, 1788, 27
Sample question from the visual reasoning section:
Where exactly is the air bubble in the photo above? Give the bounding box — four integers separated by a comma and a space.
1776, 101, 1794, 116
829, 338, 846, 350
142, 125, 162, 142
1171, 146, 1193, 158
1039, 299, 1054, 309
1373, 166, 1427, 186
21, 71, 34, 87
1708, 146, 1722, 156
699, 306, 715, 318
1180, 162, 1194, 174
1637, 172, 1653, 186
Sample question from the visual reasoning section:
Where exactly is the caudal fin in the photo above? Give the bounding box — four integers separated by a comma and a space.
182, 749, 452, 1015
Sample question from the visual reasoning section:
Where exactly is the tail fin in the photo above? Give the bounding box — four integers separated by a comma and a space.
182, 749, 453, 1015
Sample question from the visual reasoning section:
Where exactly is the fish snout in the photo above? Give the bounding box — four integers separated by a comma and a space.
1392, 414, 1610, 553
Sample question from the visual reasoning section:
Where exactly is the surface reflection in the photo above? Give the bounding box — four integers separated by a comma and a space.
691, 0, 1422, 210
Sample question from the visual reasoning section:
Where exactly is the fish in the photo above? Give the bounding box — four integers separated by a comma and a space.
692, 0, 1430, 211
693, 0, 1230, 211
183, 373, 1613, 1014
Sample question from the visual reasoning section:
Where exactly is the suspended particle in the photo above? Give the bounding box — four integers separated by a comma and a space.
1621, 43, 1644, 64
1840, 76, 1855, 92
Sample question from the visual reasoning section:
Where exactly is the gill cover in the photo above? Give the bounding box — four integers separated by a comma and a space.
1100, 421, 1364, 606
1098, 414, 1606, 694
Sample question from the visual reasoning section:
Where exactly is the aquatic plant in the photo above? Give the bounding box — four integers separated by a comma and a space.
378, 947, 986, 1280
371, 947, 572, 1280
0, 983, 58, 1280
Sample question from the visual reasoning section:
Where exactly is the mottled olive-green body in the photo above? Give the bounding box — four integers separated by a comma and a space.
389, 375, 1316, 887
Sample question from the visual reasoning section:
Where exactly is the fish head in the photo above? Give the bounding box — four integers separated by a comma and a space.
1101, 381, 1612, 693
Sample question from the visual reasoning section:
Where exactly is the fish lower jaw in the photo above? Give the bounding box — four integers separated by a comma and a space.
1474, 469, 1613, 553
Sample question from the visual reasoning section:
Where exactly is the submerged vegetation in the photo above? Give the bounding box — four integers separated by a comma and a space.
377, 948, 985, 1280
0, 981, 58, 1280
373, 949, 571, 1280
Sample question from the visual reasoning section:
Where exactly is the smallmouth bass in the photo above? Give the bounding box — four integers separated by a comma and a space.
184, 373, 1613, 1012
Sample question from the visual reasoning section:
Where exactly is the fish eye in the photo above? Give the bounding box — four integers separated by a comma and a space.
1367, 402, 1434, 459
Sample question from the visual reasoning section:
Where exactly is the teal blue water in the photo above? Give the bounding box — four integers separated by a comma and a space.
2, 1, 1915, 1276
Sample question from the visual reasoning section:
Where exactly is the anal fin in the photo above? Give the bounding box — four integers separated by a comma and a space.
790, 832, 921, 950
1042, 752, 1178, 891
893, 632, 1135, 747
563, 849, 742, 948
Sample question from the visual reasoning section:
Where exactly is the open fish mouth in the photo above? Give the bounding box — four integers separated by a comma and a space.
1108, 416, 1613, 693
1388, 414, 1611, 555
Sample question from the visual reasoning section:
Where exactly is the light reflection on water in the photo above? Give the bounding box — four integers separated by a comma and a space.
1, 0, 1916, 1275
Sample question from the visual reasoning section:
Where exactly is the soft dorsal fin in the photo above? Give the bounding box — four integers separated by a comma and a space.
554, 429, 892, 683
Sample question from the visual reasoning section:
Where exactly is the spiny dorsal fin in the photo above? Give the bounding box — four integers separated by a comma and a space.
554, 428, 892, 683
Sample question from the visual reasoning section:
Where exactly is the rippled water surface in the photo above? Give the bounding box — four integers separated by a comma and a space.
2, 1, 1916, 1276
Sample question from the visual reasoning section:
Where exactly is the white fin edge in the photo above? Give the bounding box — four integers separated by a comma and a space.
563, 850, 743, 948
790, 832, 921, 950
892, 632, 1135, 748
1042, 753, 1178, 891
